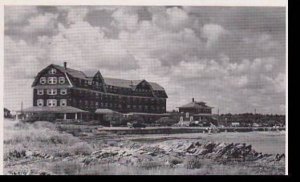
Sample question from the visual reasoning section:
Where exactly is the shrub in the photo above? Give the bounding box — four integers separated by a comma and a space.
71, 142, 93, 155
185, 157, 202, 169
155, 117, 178, 126
33, 121, 56, 130
169, 157, 183, 166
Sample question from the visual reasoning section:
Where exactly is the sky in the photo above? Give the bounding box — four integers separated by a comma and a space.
4, 6, 286, 114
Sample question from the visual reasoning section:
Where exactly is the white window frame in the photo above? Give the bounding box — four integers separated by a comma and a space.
60, 89, 67, 95
40, 77, 46, 84
47, 89, 57, 95
49, 68, 57, 74
47, 99, 57, 107
37, 99, 44, 107
48, 77, 57, 84
59, 77, 65, 84
37, 89, 44, 95
60, 99, 67, 107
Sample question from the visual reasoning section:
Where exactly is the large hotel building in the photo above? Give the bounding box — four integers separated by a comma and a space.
23, 62, 168, 122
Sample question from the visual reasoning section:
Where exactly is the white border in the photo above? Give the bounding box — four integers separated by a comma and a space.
285, 4, 288, 176
0, 0, 288, 176
0, 4, 3, 176
0, 0, 287, 6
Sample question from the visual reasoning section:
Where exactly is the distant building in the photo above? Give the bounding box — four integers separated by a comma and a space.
4, 108, 11, 118
177, 98, 214, 126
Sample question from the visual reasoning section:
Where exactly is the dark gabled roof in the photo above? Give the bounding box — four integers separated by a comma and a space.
41, 64, 166, 91
52, 64, 87, 79
103, 77, 139, 88
103, 77, 165, 91
178, 101, 213, 109
4, 107, 10, 112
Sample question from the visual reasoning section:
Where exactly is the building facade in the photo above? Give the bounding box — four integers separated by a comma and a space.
177, 98, 214, 126
31, 63, 168, 118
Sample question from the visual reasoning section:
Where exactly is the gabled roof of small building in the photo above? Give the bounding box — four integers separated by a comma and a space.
178, 101, 213, 109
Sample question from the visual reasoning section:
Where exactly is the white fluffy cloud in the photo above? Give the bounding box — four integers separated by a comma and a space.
23, 13, 59, 34
202, 24, 228, 48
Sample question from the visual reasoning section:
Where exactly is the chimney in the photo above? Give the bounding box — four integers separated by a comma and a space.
64, 62, 67, 69
192, 98, 195, 102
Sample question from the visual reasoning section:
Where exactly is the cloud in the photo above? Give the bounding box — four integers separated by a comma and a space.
4, 6, 286, 114
151, 7, 190, 32
23, 13, 59, 34
5, 6, 38, 24
57, 6, 89, 24
201, 24, 228, 48
111, 8, 139, 32
48, 21, 139, 71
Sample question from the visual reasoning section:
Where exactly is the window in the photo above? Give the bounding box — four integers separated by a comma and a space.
127, 105, 131, 109
60, 99, 67, 107
40, 77, 46, 84
47, 99, 57, 107
186, 112, 189, 118
47, 89, 57, 95
37, 99, 44, 107
190, 116, 194, 122
60, 89, 67, 95
48, 77, 57, 84
59, 77, 65, 84
37, 89, 44, 95
49, 68, 57, 74
88, 81, 92, 85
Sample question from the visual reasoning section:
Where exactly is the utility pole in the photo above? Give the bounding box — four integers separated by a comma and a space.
254, 108, 256, 124
217, 108, 220, 125
21, 101, 23, 114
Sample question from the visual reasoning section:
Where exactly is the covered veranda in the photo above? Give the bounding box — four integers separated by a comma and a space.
18, 106, 89, 120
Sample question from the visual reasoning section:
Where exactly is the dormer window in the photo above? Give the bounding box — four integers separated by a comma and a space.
49, 68, 57, 74
40, 77, 46, 84
59, 77, 65, 84
48, 77, 57, 84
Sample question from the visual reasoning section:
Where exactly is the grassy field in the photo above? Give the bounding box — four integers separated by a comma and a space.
3, 119, 286, 175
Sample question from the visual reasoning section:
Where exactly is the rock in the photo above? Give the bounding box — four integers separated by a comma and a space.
25, 150, 33, 157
